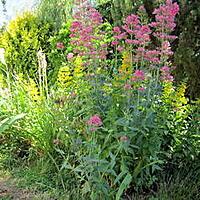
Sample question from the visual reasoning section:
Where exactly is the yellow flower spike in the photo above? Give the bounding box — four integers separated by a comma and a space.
112, 51, 132, 89
74, 56, 84, 78
162, 82, 188, 117
0, 74, 5, 88
162, 82, 175, 105
173, 83, 188, 108
16, 74, 41, 102
57, 65, 72, 88
118, 51, 132, 77
26, 78, 41, 101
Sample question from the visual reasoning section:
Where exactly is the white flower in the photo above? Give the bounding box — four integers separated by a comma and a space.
0, 48, 5, 65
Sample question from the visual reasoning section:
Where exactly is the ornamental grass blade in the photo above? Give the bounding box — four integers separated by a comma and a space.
116, 173, 132, 200
0, 113, 26, 134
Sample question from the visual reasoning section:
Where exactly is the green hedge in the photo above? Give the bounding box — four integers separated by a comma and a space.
0, 12, 53, 78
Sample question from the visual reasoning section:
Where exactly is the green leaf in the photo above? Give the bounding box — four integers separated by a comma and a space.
60, 160, 73, 171
0, 113, 26, 134
116, 173, 132, 200
82, 181, 91, 194
114, 170, 127, 185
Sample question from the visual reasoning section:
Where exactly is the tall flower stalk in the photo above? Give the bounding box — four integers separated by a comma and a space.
112, 0, 179, 87
70, 0, 108, 70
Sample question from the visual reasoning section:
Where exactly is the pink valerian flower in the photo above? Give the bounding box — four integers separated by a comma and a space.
124, 83, 132, 90
160, 66, 174, 82
161, 66, 170, 72
114, 32, 127, 40
125, 39, 140, 45
70, 21, 82, 32
138, 5, 146, 12
122, 25, 135, 35
112, 14, 139, 49
87, 115, 103, 127
117, 46, 124, 52
160, 41, 173, 56
134, 69, 145, 80
150, 0, 179, 39
131, 70, 145, 81
138, 87, 145, 91
125, 14, 140, 26
113, 26, 121, 34
144, 50, 160, 63
153, 32, 177, 40
113, 15, 151, 51
137, 47, 145, 53
90, 9, 103, 24
133, 25, 151, 45
70, 1, 108, 61
56, 42, 65, 49
111, 41, 119, 46
111, 0, 179, 68
67, 53, 74, 60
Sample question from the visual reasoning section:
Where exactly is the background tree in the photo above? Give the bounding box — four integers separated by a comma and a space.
174, 0, 200, 99
36, 0, 73, 32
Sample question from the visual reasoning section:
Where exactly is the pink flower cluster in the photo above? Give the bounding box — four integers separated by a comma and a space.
124, 83, 132, 90
160, 41, 173, 58
56, 42, 65, 49
70, 1, 108, 60
87, 114, 103, 127
160, 66, 174, 82
112, 14, 151, 53
150, 0, 179, 40
131, 70, 145, 82
144, 50, 160, 63
112, 15, 158, 64
138, 87, 145, 91
112, 0, 179, 65
123, 70, 146, 91
67, 53, 74, 60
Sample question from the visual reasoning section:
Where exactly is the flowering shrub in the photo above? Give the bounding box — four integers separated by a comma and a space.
112, 0, 179, 76
1, 0, 199, 199
55, 0, 184, 196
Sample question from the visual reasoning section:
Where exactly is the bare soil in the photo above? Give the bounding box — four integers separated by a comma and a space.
0, 174, 34, 200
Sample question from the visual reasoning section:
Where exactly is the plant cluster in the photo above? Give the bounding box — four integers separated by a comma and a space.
0, 0, 199, 199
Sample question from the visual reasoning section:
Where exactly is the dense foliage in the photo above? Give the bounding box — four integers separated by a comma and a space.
174, 0, 200, 99
0, 12, 52, 78
36, 0, 73, 32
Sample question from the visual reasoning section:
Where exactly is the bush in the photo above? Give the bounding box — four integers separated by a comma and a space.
0, 12, 52, 78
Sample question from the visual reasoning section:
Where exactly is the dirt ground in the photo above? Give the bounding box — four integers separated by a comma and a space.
0, 175, 34, 200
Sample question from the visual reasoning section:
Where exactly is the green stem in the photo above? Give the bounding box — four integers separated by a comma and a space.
47, 152, 66, 190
